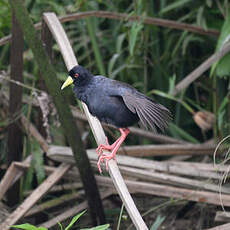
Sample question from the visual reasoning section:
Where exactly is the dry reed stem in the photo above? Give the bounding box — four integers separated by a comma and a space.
43, 12, 148, 229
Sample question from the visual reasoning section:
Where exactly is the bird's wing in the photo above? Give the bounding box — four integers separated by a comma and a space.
94, 76, 171, 131
121, 92, 171, 132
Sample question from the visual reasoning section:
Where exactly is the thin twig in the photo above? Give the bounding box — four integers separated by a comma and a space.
0, 10, 219, 47
0, 73, 43, 92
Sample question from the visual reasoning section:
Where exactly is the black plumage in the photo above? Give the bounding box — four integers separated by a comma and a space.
62, 65, 171, 172
68, 65, 171, 131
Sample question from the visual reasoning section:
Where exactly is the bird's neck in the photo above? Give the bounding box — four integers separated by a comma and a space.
73, 78, 93, 103
78, 74, 93, 87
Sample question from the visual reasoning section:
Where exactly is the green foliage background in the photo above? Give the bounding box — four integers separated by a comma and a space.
0, 0, 230, 228
0, 0, 230, 207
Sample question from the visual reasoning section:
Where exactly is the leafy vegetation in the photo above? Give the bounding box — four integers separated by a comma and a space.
1, 0, 229, 143
11, 210, 110, 230
0, 0, 230, 229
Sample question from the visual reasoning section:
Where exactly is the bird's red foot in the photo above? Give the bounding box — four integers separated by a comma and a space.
96, 137, 120, 156
97, 152, 116, 173
96, 128, 130, 173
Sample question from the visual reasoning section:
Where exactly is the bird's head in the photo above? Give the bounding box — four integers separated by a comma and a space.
61, 65, 93, 90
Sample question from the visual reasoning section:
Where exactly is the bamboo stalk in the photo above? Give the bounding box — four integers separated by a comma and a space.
118, 166, 227, 194
15, 156, 223, 193
95, 176, 230, 207
0, 163, 19, 201
43, 12, 148, 230
47, 145, 223, 179
11, 159, 230, 213
12, 160, 230, 208
9, 0, 106, 224
115, 143, 217, 156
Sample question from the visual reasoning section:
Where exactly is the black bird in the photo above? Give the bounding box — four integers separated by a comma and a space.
61, 65, 171, 172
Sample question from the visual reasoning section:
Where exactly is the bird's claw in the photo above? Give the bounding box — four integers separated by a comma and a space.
97, 152, 116, 173
96, 137, 111, 157
96, 144, 105, 156
96, 145, 112, 157
96, 129, 129, 173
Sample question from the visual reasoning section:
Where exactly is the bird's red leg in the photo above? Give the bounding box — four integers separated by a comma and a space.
96, 137, 120, 156
97, 128, 130, 173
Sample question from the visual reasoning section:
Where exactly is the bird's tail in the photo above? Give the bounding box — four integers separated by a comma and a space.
123, 93, 172, 132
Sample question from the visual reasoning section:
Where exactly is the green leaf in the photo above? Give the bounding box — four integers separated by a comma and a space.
116, 33, 126, 54
31, 140, 45, 184
57, 222, 63, 230
11, 224, 47, 230
129, 21, 143, 56
218, 109, 225, 130
81, 224, 110, 230
24, 139, 34, 191
151, 215, 165, 230
150, 89, 194, 114
211, 10, 230, 77
206, 0, 212, 7
45, 1, 66, 15
218, 96, 229, 114
182, 34, 203, 55
65, 210, 87, 230
168, 74, 176, 95
108, 53, 120, 76
160, 0, 192, 14
196, 6, 207, 30
117, 204, 124, 230
217, 96, 229, 129
86, 17, 106, 75
216, 53, 230, 77
110, 64, 140, 79
169, 123, 199, 143
171, 31, 188, 57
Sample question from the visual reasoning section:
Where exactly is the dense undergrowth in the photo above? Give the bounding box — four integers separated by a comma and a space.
0, 0, 230, 229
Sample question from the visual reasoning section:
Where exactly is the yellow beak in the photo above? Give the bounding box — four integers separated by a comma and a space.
61, 76, 74, 90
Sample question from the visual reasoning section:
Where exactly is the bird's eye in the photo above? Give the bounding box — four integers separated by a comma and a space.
74, 73, 79, 78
